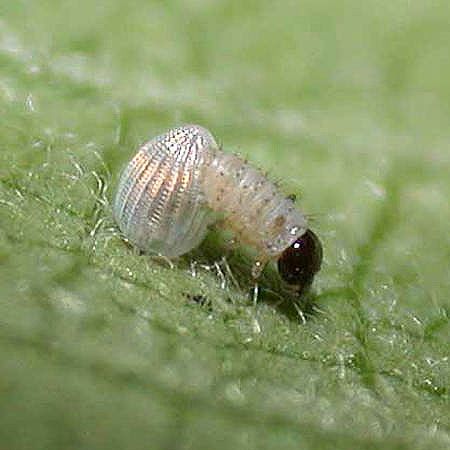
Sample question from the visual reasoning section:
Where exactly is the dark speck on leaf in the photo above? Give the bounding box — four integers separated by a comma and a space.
286, 193, 297, 202
184, 293, 212, 312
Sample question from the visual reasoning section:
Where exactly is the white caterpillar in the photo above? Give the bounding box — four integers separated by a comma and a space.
113, 125, 322, 293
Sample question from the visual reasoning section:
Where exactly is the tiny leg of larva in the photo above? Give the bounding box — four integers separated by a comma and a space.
251, 256, 269, 280
250, 283, 262, 334
250, 255, 270, 304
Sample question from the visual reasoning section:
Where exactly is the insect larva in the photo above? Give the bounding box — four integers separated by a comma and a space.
113, 125, 322, 294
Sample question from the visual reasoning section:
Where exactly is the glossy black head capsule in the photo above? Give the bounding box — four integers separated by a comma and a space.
277, 229, 323, 293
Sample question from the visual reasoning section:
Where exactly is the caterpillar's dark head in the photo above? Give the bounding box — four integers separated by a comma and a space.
277, 229, 323, 294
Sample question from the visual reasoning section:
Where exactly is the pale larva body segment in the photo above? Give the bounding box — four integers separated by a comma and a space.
114, 125, 322, 292
113, 125, 218, 257
202, 152, 307, 261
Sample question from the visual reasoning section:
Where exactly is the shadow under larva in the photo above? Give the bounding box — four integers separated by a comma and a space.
113, 124, 323, 305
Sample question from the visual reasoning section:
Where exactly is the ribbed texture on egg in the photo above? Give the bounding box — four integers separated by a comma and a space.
113, 125, 218, 257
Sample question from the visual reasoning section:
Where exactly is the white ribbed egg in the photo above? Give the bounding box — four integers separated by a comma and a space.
113, 125, 322, 292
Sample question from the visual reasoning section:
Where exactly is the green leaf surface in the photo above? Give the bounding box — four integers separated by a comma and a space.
0, 1, 449, 449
